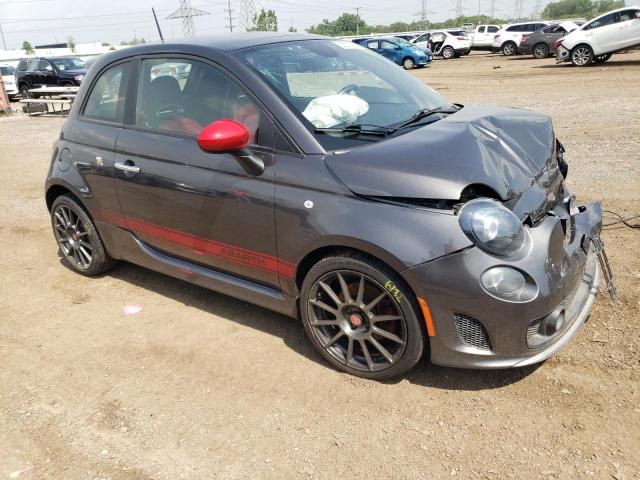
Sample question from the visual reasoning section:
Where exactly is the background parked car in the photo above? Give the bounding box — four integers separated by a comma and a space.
0, 64, 18, 99
356, 37, 432, 69
412, 30, 471, 59
469, 24, 501, 50
556, 6, 640, 66
16, 56, 87, 98
519, 21, 581, 58
492, 21, 550, 55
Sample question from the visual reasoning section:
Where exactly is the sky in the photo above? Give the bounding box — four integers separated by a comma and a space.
0, 0, 555, 49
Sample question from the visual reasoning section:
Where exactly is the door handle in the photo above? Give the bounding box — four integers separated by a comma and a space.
114, 161, 140, 174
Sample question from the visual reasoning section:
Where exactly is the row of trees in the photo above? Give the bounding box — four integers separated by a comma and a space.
542, 0, 625, 19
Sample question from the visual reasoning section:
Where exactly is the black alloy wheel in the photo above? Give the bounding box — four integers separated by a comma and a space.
301, 254, 425, 379
50, 195, 114, 276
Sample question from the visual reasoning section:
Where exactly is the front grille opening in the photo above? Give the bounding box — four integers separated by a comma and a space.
454, 314, 492, 351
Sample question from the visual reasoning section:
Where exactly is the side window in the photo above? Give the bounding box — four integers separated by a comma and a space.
367, 41, 379, 49
618, 10, 635, 22
585, 13, 616, 30
135, 58, 262, 145
506, 25, 518, 32
416, 34, 429, 42
380, 40, 395, 49
83, 62, 130, 123
487, 26, 499, 33
27, 59, 39, 71
477, 26, 485, 33
17, 60, 27, 71
38, 60, 53, 72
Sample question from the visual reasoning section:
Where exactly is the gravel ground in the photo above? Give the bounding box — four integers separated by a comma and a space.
1, 50, 639, 480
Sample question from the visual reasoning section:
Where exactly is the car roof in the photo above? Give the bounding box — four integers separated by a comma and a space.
129, 32, 324, 54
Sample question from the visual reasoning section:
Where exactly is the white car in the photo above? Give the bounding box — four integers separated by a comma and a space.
1, 65, 19, 99
412, 30, 471, 59
556, 6, 640, 66
469, 24, 501, 50
492, 21, 550, 55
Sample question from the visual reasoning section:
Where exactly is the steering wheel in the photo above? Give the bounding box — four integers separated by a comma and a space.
338, 84, 361, 96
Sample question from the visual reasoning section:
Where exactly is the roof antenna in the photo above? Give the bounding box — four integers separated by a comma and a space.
152, 7, 165, 43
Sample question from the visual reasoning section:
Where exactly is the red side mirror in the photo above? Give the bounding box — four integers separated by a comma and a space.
197, 119, 249, 153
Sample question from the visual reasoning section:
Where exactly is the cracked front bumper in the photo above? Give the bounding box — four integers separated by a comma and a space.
402, 200, 605, 369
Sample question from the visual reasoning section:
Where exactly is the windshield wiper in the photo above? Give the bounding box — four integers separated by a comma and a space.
394, 105, 460, 131
315, 123, 395, 137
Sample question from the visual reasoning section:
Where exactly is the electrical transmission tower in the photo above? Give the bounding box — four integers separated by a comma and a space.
166, 0, 209, 37
532, 0, 543, 18
490, 0, 496, 18
239, 0, 256, 31
456, 0, 463, 18
513, 0, 524, 20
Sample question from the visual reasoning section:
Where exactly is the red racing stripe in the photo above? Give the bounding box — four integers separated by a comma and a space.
93, 208, 296, 279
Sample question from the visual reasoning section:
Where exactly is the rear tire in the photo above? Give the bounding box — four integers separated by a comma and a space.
502, 41, 517, 56
20, 85, 30, 99
442, 46, 455, 59
300, 253, 426, 380
402, 57, 415, 70
571, 44, 593, 67
50, 195, 115, 276
532, 43, 549, 59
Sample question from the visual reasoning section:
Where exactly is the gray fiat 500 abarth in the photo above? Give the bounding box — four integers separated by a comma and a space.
45, 33, 615, 379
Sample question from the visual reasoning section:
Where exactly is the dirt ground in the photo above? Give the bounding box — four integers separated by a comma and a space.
1, 50, 639, 480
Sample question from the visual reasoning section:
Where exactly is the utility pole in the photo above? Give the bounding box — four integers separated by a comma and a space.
532, 0, 543, 19
455, 0, 463, 18
354, 7, 362, 35
514, 0, 524, 21
421, 0, 427, 29
225, 0, 235, 32
477, 0, 481, 18
490, 0, 496, 18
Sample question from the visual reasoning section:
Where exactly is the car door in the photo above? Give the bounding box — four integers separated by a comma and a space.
69, 60, 133, 228
583, 12, 618, 53
37, 60, 57, 87
113, 56, 280, 288
378, 40, 399, 63
615, 9, 640, 49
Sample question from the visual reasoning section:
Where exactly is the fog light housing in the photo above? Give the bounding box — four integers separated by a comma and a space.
480, 266, 537, 302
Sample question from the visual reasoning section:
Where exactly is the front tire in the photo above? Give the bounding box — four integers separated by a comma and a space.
594, 53, 612, 64
502, 41, 517, 56
532, 43, 549, 59
442, 46, 455, 59
20, 85, 30, 99
50, 195, 114, 276
300, 253, 426, 380
402, 57, 415, 70
571, 44, 593, 67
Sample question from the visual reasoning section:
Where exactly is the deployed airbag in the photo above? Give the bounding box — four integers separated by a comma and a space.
302, 94, 369, 128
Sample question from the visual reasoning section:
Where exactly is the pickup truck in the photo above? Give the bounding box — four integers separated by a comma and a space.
469, 25, 501, 50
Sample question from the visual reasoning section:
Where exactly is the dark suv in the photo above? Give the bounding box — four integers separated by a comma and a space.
45, 33, 612, 379
16, 56, 86, 97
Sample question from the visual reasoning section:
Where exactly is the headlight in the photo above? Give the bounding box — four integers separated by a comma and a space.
458, 198, 525, 255
74, 74, 84, 82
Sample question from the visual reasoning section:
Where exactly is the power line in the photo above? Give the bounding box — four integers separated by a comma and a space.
166, 0, 209, 37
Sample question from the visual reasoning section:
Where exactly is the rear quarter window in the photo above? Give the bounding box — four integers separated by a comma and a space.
82, 62, 131, 123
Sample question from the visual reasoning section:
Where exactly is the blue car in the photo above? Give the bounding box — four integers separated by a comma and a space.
353, 36, 432, 69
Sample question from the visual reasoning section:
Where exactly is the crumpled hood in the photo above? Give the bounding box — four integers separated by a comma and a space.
325, 105, 555, 201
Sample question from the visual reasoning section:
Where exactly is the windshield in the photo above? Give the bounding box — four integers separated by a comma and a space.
50, 57, 86, 71
236, 39, 448, 149
0, 66, 15, 75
